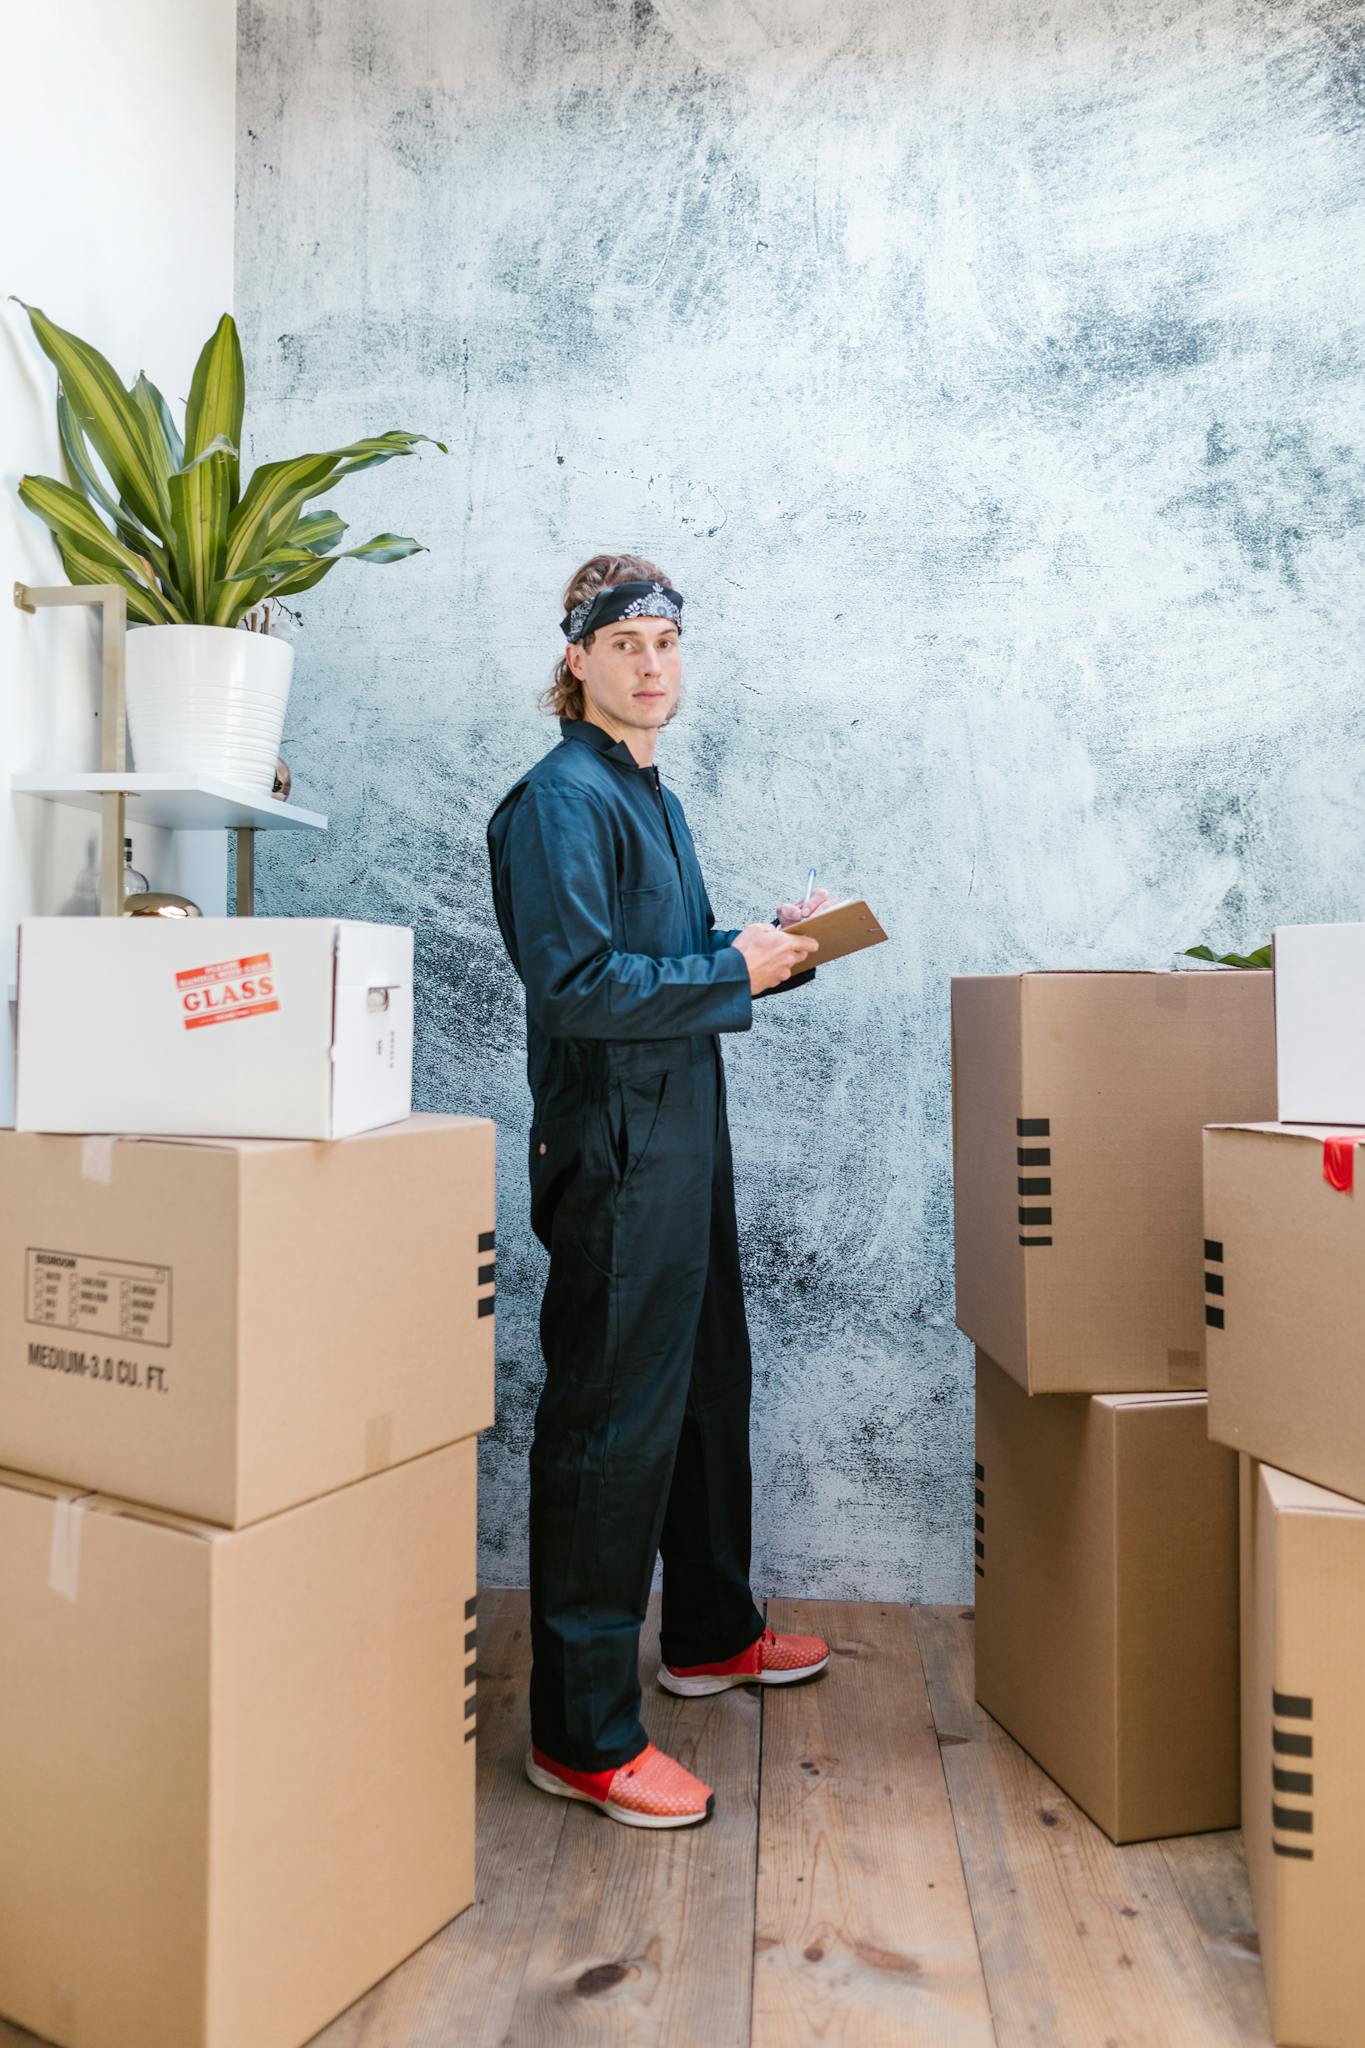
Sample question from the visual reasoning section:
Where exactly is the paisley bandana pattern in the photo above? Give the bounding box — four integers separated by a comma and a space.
561, 578, 684, 643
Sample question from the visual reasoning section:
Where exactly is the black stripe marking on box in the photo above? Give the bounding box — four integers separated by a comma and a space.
478, 1296, 496, 1317
1205, 1239, 1226, 1328
1017, 1118, 1051, 1137
478, 1229, 496, 1252
1274, 1767, 1313, 1796
1018, 1178, 1053, 1197
464, 1724, 477, 1742
464, 1661, 477, 1686
1017, 1147, 1051, 1167
974, 1538, 985, 1559
464, 1695, 477, 1719
974, 1564, 984, 1579
464, 1629, 477, 1654
1018, 1208, 1053, 1226
1273, 1729, 1313, 1758
478, 1261, 496, 1285
1272, 1803, 1313, 1834
465, 1596, 478, 1620
1019, 1235, 1054, 1248
974, 1488, 984, 1509
975, 1461, 984, 1479
1273, 1840, 1312, 1859
1274, 1691, 1313, 1719
974, 1514, 984, 1533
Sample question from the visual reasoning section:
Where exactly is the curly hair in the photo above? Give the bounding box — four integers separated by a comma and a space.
539, 551, 675, 722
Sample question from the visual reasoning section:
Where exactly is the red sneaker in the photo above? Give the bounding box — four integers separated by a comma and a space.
524, 1741, 714, 1829
658, 1624, 830, 1696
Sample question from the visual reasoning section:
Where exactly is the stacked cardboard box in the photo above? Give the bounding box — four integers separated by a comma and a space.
1237, 1458, 1365, 2048
952, 968, 1276, 1842
0, 920, 496, 2048
1202, 921, 1365, 2044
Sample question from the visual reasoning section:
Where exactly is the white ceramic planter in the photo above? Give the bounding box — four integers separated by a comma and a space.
125, 624, 294, 794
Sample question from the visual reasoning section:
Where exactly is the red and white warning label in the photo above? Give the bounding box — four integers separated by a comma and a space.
176, 952, 280, 1031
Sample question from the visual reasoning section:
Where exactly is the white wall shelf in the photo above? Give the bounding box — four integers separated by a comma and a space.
13, 773, 327, 834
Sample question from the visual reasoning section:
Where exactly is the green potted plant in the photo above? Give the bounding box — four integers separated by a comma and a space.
14, 303, 445, 794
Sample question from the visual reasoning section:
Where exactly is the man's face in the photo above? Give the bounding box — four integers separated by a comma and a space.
567, 615, 682, 734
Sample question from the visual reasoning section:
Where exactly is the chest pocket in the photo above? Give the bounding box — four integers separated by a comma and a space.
621, 880, 684, 957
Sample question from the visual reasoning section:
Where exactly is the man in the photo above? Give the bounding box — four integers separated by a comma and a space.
487, 558, 830, 1830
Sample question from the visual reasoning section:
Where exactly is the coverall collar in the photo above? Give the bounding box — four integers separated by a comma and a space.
559, 714, 650, 773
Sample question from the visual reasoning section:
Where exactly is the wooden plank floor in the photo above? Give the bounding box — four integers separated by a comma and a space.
0, 1599, 1272, 2048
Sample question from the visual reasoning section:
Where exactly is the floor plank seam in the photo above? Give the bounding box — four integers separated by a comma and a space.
748, 1592, 768, 2045
912, 1608, 1002, 2048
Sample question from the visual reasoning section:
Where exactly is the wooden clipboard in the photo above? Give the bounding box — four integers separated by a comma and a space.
783, 897, 888, 966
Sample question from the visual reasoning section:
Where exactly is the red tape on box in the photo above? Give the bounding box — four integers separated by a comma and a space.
1322, 1134, 1365, 1193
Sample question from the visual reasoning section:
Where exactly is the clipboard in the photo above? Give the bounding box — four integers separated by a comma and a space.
783, 898, 888, 966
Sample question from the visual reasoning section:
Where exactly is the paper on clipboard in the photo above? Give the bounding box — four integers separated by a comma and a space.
782, 898, 888, 966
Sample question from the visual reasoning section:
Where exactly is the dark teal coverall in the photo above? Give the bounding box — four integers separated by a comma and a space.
487, 714, 815, 1770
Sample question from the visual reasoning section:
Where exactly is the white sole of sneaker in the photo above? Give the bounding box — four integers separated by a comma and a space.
657, 1654, 831, 1697
523, 1749, 713, 1829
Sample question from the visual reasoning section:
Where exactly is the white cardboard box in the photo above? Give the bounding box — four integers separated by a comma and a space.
1273, 922, 1365, 1123
16, 918, 413, 1140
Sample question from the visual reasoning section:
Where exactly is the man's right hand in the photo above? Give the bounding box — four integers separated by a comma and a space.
732, 922, 819, 995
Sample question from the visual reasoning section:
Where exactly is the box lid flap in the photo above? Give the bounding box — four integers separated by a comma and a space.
1261, 1461, 1365, 1519
1205, 1120, 1365, 1141
1096, 1392, 1208, 1411
0, 1470, 224, 1540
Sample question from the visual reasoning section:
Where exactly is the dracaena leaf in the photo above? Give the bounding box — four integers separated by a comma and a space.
223, 432, 438, 582
1183, 943, 1273, 970
15, 300, 165, 536
131, 372, 184, 472
291, 508, 347, 554
55, 536, 177, 624
168, 447, 233, 619
58, 392, 175, 589
18, 473, 181, 621
183, 314, 244, 510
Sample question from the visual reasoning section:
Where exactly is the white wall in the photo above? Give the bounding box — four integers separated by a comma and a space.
0, 0, 237, 1120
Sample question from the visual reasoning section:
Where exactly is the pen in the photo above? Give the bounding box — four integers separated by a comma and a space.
802, 866, 817, 916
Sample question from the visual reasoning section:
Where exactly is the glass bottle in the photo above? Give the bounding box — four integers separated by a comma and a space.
122, 837, 150, 903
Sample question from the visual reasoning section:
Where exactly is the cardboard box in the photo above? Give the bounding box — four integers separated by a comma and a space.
0, 1440, 478, 2048
952, 969, 1275, 1393
1241, 1457, 1365, 2048
1204, 1121, 1365, 1503
974, 1348, 1240, 1842
0, 1115, 495, 1525
1273, 921, 1365, 1123
16, 916, 414, 1138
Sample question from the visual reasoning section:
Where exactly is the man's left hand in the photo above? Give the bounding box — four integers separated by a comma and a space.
775, 886, 831, 926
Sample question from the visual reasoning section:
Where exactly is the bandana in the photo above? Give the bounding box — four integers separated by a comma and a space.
561, 578, 684, 643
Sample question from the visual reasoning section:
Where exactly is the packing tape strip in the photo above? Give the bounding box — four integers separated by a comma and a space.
48, 1495, 87, 1602
364, 1413, 394, 1475
80, 1136, 114, 1184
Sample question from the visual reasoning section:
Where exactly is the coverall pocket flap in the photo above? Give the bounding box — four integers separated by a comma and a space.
621, 881, 681, 954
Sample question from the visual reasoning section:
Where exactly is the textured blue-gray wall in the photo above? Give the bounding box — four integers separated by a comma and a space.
236, 0, 1365, 1601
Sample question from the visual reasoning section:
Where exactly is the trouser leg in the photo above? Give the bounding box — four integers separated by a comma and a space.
658, 1046, 765, 1668
526, 1046, 715, 1771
